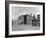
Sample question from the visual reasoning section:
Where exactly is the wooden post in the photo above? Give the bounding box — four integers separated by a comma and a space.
24, 15, 27, 24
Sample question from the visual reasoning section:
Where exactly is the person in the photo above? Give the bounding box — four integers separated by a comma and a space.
32, 15, 36, 26
36, 15, 40, 26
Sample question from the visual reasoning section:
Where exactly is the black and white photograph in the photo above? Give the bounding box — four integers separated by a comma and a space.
5, 1, 45, 37
12, 5, 40, 31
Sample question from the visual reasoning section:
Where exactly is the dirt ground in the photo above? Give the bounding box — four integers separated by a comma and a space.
12, 24, 40, 31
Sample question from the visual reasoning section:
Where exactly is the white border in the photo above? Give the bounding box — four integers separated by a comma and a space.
9, 4, 43, 35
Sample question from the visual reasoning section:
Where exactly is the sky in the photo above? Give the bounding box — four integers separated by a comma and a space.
12, 6, 40, 20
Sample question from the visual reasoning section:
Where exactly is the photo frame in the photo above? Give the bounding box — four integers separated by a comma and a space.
5, 1, 45, 37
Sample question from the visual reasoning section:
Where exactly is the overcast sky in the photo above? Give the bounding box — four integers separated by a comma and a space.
12, 6, 40, 20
